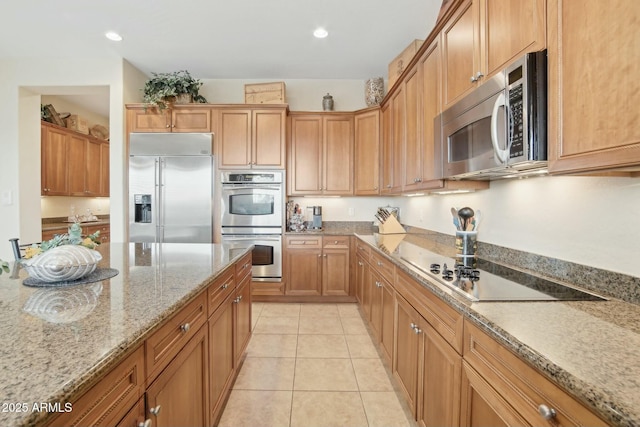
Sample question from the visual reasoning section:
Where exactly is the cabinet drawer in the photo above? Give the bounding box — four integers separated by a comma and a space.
355, 240, 372, 259
49, 346, 144, 427
208, 268, 235, 316
286, 235, 322, 249
235, 252, 252, 282
323, 236, 350, 249
395, 269, 464, 354
370, 251, 395, 283
145, 292, 207, 383
463, 320, 607, 427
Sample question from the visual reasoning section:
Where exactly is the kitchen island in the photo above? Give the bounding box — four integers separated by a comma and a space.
355, 233, 640, 427
0, 242, 252, 427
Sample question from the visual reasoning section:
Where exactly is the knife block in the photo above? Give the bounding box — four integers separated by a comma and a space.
378, 214, 406, 234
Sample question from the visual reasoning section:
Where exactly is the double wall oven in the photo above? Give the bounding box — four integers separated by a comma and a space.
221, 171, 284, 282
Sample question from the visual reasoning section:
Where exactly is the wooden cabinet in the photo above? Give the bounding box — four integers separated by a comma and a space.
285, 235, 352, 298
380, 103, 394, 194
209, 292, 235, 425
354, 108, 381, 195
48, 346, 145, 427
393, 292, 421, 415
146, 324, 209, 427
441, 0, 546, 109
390, 87, 405, 194
234, 269, 252, 365
547, 0, 640, 175
116, 398, 147, 427
288, 113, 354, 196
462, 320, 607, 427
127, 105, 212, 132
85, 224, 110, 244
218, 107, 287, 169
41, 122, 109, 197
369, 268, 395, 364
403, 65, 422, 190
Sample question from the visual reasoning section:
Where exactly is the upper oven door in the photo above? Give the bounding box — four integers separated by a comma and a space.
221, 184, 283, 229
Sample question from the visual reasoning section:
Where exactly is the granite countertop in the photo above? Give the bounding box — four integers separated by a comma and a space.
356, 233, 640, 427
0, 242, 252, 427
285, 221, 375, 236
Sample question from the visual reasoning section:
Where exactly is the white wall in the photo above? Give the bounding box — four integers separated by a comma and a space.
288, 196, 399, 222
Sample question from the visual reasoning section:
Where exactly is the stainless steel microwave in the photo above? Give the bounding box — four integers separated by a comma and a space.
438, 50, 547, 179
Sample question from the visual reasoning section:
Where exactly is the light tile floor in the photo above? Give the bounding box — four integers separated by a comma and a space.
218, 302, 417, 427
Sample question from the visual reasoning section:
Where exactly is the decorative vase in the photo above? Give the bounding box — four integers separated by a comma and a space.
365, 77, 384, 106
322, 93, 334, 111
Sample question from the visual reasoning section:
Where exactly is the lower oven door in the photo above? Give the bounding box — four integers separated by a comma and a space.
222, 235, 282, 282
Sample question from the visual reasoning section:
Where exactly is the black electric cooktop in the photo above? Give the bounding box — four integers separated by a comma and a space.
373, 235, 606, 302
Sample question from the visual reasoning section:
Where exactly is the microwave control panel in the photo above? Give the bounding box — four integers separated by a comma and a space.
508, 84, 524, 158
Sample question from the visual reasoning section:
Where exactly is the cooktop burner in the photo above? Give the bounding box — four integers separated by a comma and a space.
396, 245, 605, 302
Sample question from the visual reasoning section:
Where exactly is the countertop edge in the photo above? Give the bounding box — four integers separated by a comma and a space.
354, 233, 635, 427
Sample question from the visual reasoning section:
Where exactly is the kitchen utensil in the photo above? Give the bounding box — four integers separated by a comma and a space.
450, 207, 461, 230
457, 207, 475, 232
473, 210, 482, 230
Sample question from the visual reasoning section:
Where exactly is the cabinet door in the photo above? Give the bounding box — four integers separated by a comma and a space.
420, 38, 443, 183
481, 0, 545, 78
84, 138, 102, 196
41, 125, 69, 196
323, 115, 354, 195
288, 115, 323, 195
99, 142, 110, 196
459, 361, 524, 427
369, 269, 384, 340
391, 87, 405, 193
379, 279, 395, 364
234, 273, 252, 365
417, 321, 462, 427
548, 0, 640, 174
209, 293, 235, 424
380, 103, 394, 194
116, 398, 147, 427
354, 109, 380, 195
128, 108, 170, 132
441, 0, 481, 108
171, 108, 211, 132
68, 134, 88, 196
322, 248, 350, 296
146, 325, 209, 427
252, 109, 286, 168
285, 248, 322, 296
393, 294, 421, 416
403, 66, 422, 190
359, 258, 372, 318
355, 255, 367, 304
219, 109, 252, 169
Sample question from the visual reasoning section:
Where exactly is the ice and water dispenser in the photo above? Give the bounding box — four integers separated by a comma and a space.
134, 194, 152, 223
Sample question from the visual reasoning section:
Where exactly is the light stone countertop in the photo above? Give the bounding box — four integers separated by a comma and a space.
356, 233, 640, 427
0, 242, 252, 427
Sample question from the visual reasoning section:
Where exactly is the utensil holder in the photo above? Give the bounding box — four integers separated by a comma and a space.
378, 214, 406, 234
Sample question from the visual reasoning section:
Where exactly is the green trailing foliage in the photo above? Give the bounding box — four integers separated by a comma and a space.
142, 70, 207, 110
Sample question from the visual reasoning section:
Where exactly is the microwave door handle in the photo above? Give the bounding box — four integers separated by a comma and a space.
223, 185, 281, 191
491, 92, 509, 164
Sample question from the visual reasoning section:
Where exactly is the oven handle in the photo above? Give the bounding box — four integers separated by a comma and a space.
490, 91, 509, 164
222, 236, 282, 242
222, 185, 282, 191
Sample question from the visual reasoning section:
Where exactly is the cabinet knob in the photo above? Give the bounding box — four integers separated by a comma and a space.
138, 420, 152, 427
386, 184, 392, 188
165, 124, 170, 128
149, 405, 161, 416
180, 323, 190, 333
414, 327, 422, 334
358, 261, 363, 266
410, 322, 417, 329
221, 283, 229, 289
538, 404, 557, 420
377, 262, 383, 266
334, 240, 338, 244
318, 254, 322, 257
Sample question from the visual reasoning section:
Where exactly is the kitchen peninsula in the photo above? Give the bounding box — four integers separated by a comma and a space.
0, 242, 253, 427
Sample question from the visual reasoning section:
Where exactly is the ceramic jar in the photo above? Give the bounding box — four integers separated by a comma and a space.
365, 77, 384, 106
322, 93, 334, 111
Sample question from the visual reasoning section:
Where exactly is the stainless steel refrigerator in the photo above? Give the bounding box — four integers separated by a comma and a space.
129, 133, 214, 243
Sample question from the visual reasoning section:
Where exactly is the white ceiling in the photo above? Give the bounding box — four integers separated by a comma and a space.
2, 0, 442, 116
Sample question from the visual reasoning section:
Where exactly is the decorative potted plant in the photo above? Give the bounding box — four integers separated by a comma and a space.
142, 70, 208, 110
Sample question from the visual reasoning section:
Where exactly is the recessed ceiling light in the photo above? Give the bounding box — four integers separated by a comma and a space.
313, 28, 328, 39
105, 31, 123, 41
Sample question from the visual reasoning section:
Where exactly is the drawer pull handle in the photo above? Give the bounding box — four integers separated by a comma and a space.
410, 322, 417, 329
334, 240, 338, 244
358, 261, 363, 266
234, 296, 243, 303
150, 405, 161, 416
244, 263, 250, 268
221, 283, 229, 289
377, 262, 383, 266
138, 420, 152, 427
180, 323, 190, 333
414, 327, 422, 334
538, 404, 556, 420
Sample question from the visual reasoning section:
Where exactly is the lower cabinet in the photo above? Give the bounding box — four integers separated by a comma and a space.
285, 235, 352, 298
369, 268, 395, 363
234, 272, 252, 365
146, 324, 209, 427
209, 292, 235, 425
116, 398, 147, 427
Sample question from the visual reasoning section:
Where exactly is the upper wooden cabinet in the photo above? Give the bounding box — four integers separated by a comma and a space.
354, 108, 381, 195
380, 103, 394, 194
547, 0, 640, 175
288, 113, 354, 196
127, 105, 212, 133
441, 0, 546, 109
217, 107, 286, 169
41, 121, 110, 198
